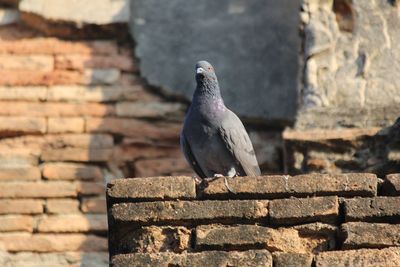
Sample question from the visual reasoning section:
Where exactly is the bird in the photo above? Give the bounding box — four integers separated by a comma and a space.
180, 60, 261, 191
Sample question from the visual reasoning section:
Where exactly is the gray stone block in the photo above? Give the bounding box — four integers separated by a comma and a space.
129, 0, 301, 123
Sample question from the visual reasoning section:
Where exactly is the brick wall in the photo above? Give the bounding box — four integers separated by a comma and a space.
0, 24, 187, 266
107, 173, 400, 266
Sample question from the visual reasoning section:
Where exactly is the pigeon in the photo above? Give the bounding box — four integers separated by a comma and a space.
180, 60, 261, 190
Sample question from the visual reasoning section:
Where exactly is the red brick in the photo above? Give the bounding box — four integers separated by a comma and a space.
0, 116, 46, 135
315, 247, 400, 267
107, 177, 196, 200
37, 214, 107, 233
269, 196, 339, 225
0, 215, 34, 232
76, 182, 106, 196
85, 117, 181, 141
46, 199, 80, 214
0, 102, 115, 117
344, 197, 400, 222
41, 162, 103, 181
113, 142, 181, 162
0, 181, 77, 198
47, 84, 156, 102
0, 233, 108, 252
55, 54, 137, 72
110, 200, 268, 224
0, 167, 41, 181
0, 55, 54, 71
81, 197, 106, 213
47, 117, 85, 133
111, 250, 272, 267
0, 86, 47, 101
44, 134, 113, 149
0, 149, 39, 167
134, 157, 190, 177
0, 199, 44, 214
41, 148, 112, 162
0, 38, 118, 55
0, 70, 83, 86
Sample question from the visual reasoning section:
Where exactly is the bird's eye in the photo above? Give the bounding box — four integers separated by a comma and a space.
208, 67, 212, 70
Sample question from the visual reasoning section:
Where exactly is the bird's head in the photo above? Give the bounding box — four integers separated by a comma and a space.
195, 61, 218, 84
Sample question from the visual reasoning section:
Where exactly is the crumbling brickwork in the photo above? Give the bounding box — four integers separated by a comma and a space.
107, 173, 400, 266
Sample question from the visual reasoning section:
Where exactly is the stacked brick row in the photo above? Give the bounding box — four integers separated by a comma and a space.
0, 25, 187, 266
107, 173, 400, 267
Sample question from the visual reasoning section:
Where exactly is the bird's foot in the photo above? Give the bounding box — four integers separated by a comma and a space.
224, 176, 237, 194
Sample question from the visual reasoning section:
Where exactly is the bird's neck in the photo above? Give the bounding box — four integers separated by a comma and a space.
194, 79, 222, 99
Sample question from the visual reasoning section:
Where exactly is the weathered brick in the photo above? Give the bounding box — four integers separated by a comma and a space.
37, 214, 107, 233
0, 38, 118, 55
107, 177, 196, 201
196, 224, 331, 253
0, 86, 47, 101
203, 173, 377, 198
273, 252, 313, 267
86, 117, 181, 141
41, 148, 112, 162
0, 252, 108, 267
76, 182, 106, 196
116, 101, 185, 118
47, 117, 85, 133
55, 54, 136, 72
41, 162, 103, 181
0, 215, 34, 232
134, 157, 190, 177
0, 101, 115, 117
0, 233, 108, 252
0, 167, 41, 181
0, 70, 83, 86
269, 196, 339, 225
382, 174, 400, 196
111, 250, 272, 267
342, 222, 400, 249
344, 197, 400, 222
0, 149, 39, 167
0, 199, 43, 214
114, 226, 191, 254
46, 199, 80, 214
0, 181, 76, 198
0, 55, 54, 71
113, 142, 181, 162
81, 197, 106, 213
0, 116, 46, 135
83, 68, 120, 85
110, 200, 268, 224
47, 85, 156, 102
44, 134, 114, 149
315, 247, 400, 267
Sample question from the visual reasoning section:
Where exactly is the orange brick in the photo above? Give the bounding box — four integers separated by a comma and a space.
0, 38, 118, 55
0, 149, 39, 168
0, 55, 54, 71
0, 86, 47, 101
85, 117, 181, 141
0, 70, 83, 86
0, 215, 34, 232
41, 162, 103, 181
0, 233, 108, 252
0, 199, 44, 214
46, 199, 80, 214
47, 117, 84, 133
37, 214, 107, 233
0, 181, 77, 198
81, 197, 106, 213
0, 167, 41, 181
55, 54, 136, 72
43, 134, 113, 149
41, 148, 112, 162
0, 117, 46, 135
0, 102, 115, 117
76, 182, 105, 196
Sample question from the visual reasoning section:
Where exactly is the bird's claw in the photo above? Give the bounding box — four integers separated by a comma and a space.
224, 176, 236, 194
192, 176, 202, 185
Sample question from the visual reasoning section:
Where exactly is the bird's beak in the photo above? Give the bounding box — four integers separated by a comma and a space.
196, 67, 205, 74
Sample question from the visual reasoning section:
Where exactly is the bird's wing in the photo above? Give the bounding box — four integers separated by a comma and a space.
180, 131, 207, 178
219, 111, 261, 176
